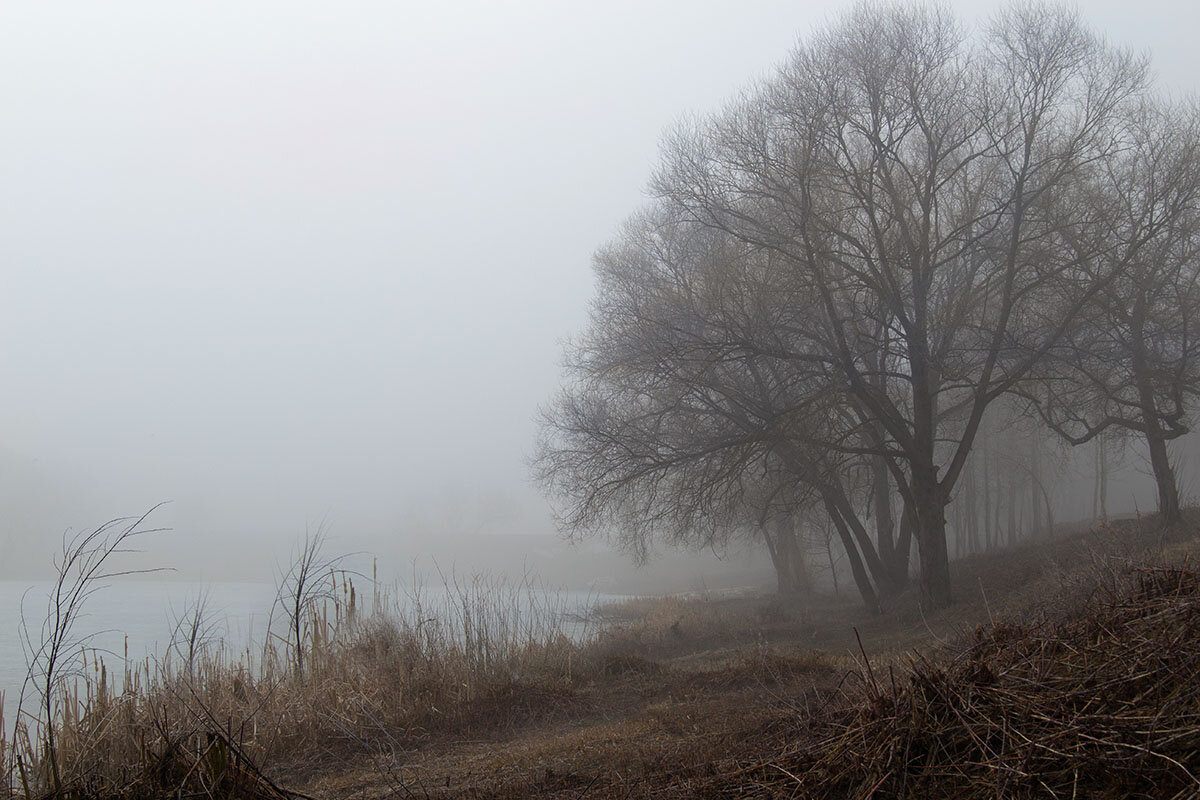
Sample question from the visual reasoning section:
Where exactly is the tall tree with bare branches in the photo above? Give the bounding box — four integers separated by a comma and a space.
1022, 102, 1200, 523
649, 3, 1154, 607
534, 210, 892, 611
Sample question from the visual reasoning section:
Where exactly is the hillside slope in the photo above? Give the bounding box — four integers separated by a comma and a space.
290, 513, 1200, 799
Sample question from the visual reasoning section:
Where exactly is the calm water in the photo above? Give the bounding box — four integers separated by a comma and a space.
0, 579, 613, 729
0, 580, 277, 728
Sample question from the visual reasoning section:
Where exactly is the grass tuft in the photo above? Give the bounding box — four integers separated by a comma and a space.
706, 562, 1200, 799
1, 572, 597, 798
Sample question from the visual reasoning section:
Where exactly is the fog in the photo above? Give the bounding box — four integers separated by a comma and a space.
1, 1, 1197, 585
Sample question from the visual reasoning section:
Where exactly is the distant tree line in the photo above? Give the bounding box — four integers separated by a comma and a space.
534, 2, 1200, 611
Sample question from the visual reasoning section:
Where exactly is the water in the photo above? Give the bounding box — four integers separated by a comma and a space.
0, 579, 616, 731
0, 580, 277, 729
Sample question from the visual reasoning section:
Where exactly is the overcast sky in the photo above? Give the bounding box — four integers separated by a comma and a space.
1, 1, 1196, 576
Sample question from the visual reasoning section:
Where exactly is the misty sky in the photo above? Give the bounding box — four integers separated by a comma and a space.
1, 1, 1197, 576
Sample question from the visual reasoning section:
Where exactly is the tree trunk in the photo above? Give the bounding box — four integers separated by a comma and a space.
893, 504, 913, 588
1007, 473, 1019, 544
1038, 476, 1055, 535
953, 491, 964, 558
1131, 301, 1181, 525
778, 446, 891, 597
824, 488, 895, 597
760, 521, 797, 598
781, 517, 811, 596
967, 463, 980, 554
1147, 432, 1181, 524
824, 529, 841, 598
982, 445, 993, 550
827, 505, 880, 614
872, 456, 895, 569
907, 317, 952, 608
1029, 429, 1042, 537
912, 467, 952, 609
993, 473, 1003, 549
1098, 437, 1109, 519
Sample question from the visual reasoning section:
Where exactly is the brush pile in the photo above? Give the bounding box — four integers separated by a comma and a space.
754, 564, 1200, 799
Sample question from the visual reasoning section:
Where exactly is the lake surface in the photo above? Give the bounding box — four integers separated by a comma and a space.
0, 580, 278, 729
1, 579, 615, 730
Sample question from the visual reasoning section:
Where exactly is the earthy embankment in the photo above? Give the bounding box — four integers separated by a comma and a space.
6, 513, 1197, 798
292, 513, 1200, 799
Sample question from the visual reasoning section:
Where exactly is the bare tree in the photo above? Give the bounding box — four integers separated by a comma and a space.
16, 508, 165, 792
758, 512, 811, 598
535, 210, 893, 611
650, 3, 1154, 607
1022, 102, 1200, 523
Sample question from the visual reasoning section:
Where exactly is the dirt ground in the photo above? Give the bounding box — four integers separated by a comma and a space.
281, 512, 1200, 799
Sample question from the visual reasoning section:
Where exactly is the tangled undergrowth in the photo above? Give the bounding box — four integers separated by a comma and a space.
721, 563, 1200, 799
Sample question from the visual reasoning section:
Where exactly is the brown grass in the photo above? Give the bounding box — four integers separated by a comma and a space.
356, 516, 1200, 800
1, 574, 595, 799
6, 513, 1200, 798
686, 562, 1200, 799
591, 592, 765, 661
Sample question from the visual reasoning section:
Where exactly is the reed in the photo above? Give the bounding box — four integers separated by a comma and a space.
1, 566, 600, 799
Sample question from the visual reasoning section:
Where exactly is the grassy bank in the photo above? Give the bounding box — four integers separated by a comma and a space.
4, 513, 1200, 798
0, 571, 608, 799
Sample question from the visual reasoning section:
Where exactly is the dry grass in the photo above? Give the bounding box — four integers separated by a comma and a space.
298, 648, 843, 800
377, 529, 1200, 800
690, 562, 1200, 799
330, 514, 1200, 800
1, 573, 596, 799
592, 593, 754, 660
7, 513, 1200, 799
588, 586, 831, 667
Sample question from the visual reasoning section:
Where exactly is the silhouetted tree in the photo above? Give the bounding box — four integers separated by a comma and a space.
538, 1, 1189, 611
534, 211, 890, 611
649, 3, 1153, 607
1022, 103, 1200, 523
